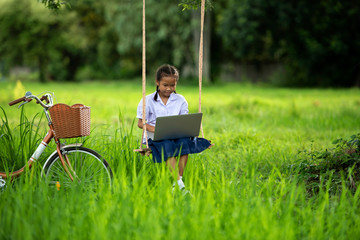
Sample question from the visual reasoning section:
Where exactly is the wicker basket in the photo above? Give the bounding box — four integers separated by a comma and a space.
49, 103, 91, 139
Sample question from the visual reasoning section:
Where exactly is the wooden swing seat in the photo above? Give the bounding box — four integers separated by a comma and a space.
133, 148, 152, 156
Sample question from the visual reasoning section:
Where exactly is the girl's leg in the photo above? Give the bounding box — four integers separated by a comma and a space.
166, 157, 180, 180
178, 154, 188, 177
166, 156, 186, 190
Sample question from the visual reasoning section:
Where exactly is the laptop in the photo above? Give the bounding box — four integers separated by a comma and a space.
153, 113, 202, 141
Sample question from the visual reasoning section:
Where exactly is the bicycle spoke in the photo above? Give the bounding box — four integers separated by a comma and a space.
43, 147, 112, 190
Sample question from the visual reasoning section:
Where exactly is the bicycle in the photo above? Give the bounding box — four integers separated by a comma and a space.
0, 91, 113, 190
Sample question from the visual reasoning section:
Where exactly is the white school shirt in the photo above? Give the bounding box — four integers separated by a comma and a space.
137, 92, 189, 140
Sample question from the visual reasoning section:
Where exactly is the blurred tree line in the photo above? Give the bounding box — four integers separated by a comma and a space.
0, 0, 359, 87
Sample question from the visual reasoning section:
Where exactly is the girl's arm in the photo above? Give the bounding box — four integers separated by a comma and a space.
180, 98, 189, 114
137, 119, 155, 133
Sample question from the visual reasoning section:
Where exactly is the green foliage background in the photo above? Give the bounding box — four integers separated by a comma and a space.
217, 0, 360, 87
0, 0, 359, 86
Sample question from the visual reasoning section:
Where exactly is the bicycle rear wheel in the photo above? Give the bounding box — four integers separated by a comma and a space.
42, 146, 113, 190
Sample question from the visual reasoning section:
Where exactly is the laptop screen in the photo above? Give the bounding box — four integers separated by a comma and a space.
153, 113, 202, 141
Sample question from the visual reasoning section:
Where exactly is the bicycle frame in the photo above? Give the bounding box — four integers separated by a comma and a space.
0, 94, 78, 181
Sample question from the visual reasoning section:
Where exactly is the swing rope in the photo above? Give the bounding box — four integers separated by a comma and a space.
141, 0, 149, 150
136, 0, 206, 153
198, 0, 205, 138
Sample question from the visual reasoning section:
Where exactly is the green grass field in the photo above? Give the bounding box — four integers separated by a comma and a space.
1, 80, 360, 239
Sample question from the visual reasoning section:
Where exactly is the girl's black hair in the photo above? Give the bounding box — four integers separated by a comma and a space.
154, 64, 179, 101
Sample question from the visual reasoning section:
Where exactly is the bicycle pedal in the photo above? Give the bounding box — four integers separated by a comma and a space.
0, 177, 6, 190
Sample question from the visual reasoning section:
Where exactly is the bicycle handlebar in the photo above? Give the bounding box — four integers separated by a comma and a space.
37, 95, 50, 105
8, 92, 54, 109
8, 97, 27, 106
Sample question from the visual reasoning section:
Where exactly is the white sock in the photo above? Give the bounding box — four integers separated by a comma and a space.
177, 179, 185, 190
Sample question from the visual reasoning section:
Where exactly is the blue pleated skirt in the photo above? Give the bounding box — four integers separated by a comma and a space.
148, 137, 211, 163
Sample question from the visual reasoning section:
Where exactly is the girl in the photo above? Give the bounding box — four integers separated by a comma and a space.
137, 64, 211, 190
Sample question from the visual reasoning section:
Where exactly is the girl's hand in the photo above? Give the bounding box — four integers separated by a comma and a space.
137, 119, 155, 132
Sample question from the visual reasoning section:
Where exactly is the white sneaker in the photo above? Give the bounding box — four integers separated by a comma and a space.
177, 179, 185, 190
172, 180, 186, 192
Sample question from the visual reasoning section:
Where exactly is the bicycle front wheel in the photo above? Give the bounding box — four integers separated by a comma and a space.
43, 146, 113, 190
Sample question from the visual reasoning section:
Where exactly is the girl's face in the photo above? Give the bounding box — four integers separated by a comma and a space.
156, 76, 177, 98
